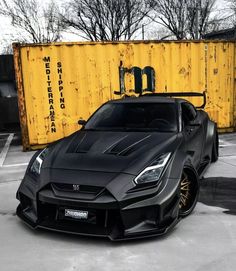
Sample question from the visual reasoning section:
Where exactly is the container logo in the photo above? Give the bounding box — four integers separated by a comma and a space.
118, 65, 155, 95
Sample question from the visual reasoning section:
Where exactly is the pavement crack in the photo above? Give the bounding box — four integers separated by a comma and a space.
0, 211, 16, 216
0, 179, 22, 184
220, 160, 236, 168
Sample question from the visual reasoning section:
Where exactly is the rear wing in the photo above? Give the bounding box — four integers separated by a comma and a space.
141, 91, 207, 109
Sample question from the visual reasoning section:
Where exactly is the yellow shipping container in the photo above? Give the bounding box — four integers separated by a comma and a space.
13, 41, 236, 150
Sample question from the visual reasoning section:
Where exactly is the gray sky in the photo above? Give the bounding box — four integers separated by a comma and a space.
0, 0, 232, 54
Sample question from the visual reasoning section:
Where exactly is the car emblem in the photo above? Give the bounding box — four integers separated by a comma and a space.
72, 184, 80, 191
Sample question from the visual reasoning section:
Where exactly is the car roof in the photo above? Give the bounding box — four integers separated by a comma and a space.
108, 96, 186, 104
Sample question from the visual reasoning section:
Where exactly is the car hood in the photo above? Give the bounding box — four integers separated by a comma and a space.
42, 130, 180, 176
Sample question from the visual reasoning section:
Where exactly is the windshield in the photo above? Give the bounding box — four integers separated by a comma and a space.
84, 102, 178, 132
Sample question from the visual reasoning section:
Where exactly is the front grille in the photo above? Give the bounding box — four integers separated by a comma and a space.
51, 183, 105, 200
37, 201, 123, 238
52, 183, 103, 194
38, 202, 108, 226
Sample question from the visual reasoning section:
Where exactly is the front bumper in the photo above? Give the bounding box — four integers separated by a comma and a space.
16, 177, 180, 240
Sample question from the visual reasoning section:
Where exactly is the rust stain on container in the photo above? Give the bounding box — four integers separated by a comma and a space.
13, 43, 30, 150
13, 41, 236, 150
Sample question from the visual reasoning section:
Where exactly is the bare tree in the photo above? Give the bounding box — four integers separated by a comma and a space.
146, 27, 174, 40
187, 0, 216, 38
60, 0, 151, 41
1, 42, 14, 55
150, 0, 188, 40
227, 0, 236, 25
0, 0, 64, 43
150, 0, 216, 40
228, 0, 236, 12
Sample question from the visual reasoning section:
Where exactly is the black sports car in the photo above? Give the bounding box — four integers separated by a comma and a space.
16, 93, 219, 240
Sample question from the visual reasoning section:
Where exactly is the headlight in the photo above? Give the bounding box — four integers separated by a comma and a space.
134, 153, 171, 185
30, 148, 48, 175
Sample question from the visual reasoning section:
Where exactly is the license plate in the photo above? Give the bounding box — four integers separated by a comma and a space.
64, 209, 88, 220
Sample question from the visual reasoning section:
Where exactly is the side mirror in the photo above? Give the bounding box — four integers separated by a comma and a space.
78, 119, 86, 126
186, 112, 200, 126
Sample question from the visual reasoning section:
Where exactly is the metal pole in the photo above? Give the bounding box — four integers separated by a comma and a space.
195, 0, 200, 39
126, 0, 131, 39
142, 24, 145, 40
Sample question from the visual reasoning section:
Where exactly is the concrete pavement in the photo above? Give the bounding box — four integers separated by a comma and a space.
0, 133, 34, 183
0, 132, 236, 271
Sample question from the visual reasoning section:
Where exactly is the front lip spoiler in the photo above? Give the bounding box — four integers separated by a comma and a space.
16, 204, 180, 241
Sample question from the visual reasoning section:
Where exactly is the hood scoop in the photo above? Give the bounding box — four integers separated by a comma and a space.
67, 132, 92, 154
66, 131, 151, 156
104, 134, 151, 156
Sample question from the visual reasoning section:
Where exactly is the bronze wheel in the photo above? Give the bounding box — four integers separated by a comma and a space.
179, 172, 191, 210
179, 168, 199, 217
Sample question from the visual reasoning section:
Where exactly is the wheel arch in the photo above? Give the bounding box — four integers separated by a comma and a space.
203, 120, 217, 160
168, 149, 198, 181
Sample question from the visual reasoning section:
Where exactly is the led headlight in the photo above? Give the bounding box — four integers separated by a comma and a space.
30, 148, 48, 175
134, 153, 171, 185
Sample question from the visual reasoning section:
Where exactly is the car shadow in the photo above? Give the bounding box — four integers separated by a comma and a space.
199, 177, 236, 215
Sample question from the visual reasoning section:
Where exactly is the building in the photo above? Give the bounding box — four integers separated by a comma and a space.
203, 27, 236, 40
0, 55, 19, 130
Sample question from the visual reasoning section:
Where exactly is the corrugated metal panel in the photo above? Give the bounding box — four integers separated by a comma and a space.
13, 41, 236, 150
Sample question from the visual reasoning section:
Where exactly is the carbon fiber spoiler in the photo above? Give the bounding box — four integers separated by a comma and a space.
141, 91, 207, 109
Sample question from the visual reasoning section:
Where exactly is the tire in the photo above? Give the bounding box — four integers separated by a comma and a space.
179, 167, 199, 218
211, 127, 219, 162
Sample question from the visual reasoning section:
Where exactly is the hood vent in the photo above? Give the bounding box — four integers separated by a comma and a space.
67, 132, 95, 154
105, 134, 151, 156
67, 132, 151, 156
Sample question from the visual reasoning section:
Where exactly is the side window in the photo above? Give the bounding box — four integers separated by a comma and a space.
181, 102, 197, 126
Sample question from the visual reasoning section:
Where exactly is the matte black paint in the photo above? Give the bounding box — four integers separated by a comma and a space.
16, 96, 217, 240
